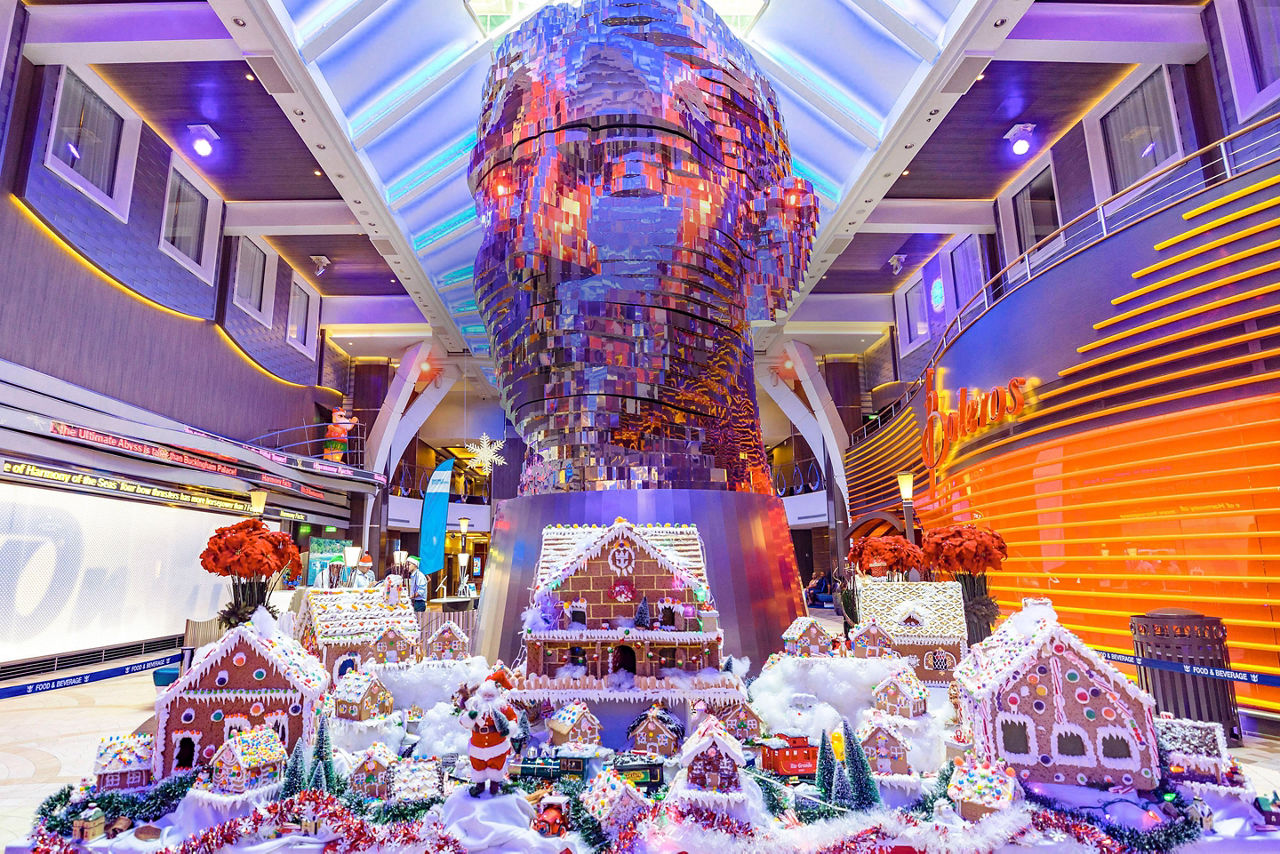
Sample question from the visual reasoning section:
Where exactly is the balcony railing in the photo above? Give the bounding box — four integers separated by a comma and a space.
389, 462, 490, 503
855, 111, 1280, 445
771, 459, 825, 497
249, 422, 369, 469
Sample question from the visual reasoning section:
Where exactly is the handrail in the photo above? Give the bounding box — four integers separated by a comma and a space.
249, 421, 369, 468
853, 110, 1280, 448
771, 458, 825, 497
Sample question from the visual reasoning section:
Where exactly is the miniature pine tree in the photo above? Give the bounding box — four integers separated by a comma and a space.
307, 755, 328, 794
635, 595, 651, 629
280, 741, 308, 800
311, 717, 338, 792
816, 730, 836, 798
842, 718, 858, 766
845, 734, 882, 810
830, 761, 856, 809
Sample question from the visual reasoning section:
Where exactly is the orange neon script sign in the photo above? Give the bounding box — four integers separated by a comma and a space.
921, 368, 1029, 469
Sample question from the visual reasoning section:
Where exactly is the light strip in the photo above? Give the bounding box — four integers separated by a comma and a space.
1129, 217, 1280, 280
1181, 173, 1280, 220
1041, 604, 1280, 631
920, 485, 1280, 526
1102, 242, 1280, 319
386, 132, 477, 205
1081, 280, 1280, 353
349, 41, 472, 138
991, 584, 1270, 604
1157, 194, 1280, 250
413, 205, 478, 253
995, 506, 1280, 534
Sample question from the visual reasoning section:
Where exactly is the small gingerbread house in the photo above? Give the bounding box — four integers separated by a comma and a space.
94, 734, 153, 793
583, 768, 650, 835
71, 804, 106, 842
782, 616, 836, 657
954, 598, 1161, 790
548, 701, 602, 746
627, 703, 685, 757
858, 714, 911, 776
426, 620, 470, 661
296, 586, 421, 679
947, 754, 1019, 821
349, 742, 399, 798
873, 666, 928, 718
680, 715, 744, 793
372, 626, 420, 664
849, 618, 895, 658
332, 671, 394, 722
1154, 717, 1233, 785
209, 727, 286, 794
856, 579, 965, 684
711, 698, 766, 743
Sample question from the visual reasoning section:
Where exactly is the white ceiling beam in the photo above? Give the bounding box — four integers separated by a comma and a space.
320, 294, 427, 327
23, 3, 241, 64
838, 0, 937, 61
861, 198, 996, 234
750, 49, 881, 149
997, 3, 1207, 64
224, 200, 361, 236
298, 0, 393, 64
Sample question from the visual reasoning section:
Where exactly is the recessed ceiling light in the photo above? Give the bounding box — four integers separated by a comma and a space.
315, 143, 326, 150
313, 169, 322, 177
976, 73, 986, 81
902, 170, 910, 176
245, 73, 255, 81
232, 16, 247, 26
864, 199, 872, 203
293, 109, 304, 116
928, 109, 939, 116
904, 143, 915, 149
335, 173, 345, 179
353, 200, 362, 204
994, 17, 1007, 27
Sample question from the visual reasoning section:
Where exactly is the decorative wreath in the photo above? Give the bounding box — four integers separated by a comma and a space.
609, 579, 637, 603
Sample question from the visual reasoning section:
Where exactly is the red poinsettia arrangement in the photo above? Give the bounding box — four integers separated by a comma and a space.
921, 523, 1008, 578
200, 519, 301, 627
846, 535, 925, 578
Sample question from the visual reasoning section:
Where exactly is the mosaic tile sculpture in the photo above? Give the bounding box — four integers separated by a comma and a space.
469, 0, 818, 493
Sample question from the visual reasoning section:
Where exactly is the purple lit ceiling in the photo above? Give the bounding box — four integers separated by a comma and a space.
92, 61, 341, 202
815, 232, 952, 295
268, 234, 401, 297
885, 60, 1131, 200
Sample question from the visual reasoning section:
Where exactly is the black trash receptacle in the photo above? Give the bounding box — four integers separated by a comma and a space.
1130, 608, 1241, 746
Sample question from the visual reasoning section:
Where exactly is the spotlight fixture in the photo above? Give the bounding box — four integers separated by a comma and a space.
310, 255, 331, 277
313, 169, 322, 176
187, 124, 219, 157
889, 254, 907, 275
1004, 123, 1036, 157
975, 73, 986, 81
245, 73, 255, 81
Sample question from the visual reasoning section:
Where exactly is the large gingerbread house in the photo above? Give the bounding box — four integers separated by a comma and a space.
855, 579, 965, 685
517, 519, 735, 699
954, 598, 1161, 790
155, 621, 327, 780
295, 581, 421, 679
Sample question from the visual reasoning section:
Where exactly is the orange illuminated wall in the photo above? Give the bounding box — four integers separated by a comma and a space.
915, 392, 1280, 711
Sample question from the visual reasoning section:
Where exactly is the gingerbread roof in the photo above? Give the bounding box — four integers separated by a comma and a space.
548, 701, 598, 736
679, 715, 745, 767
849, 617, 890, 639
333, 671, 389, 704
855, 579, 965, 642
1154, 718, 1230, 763
94, 734, 153, 775
627, 702, 685, 741
856, 708, 912, 744
947, 755, 1017, 806
427, 620, 468, 645
954, 599, 1155, 711
299, 586, 420, 646
215, 727, 285, 770
782, 616, 835, 642
160, 621, 329, 707
873, 665, 928, 704
533, 518, 709, 599
353, 741, 399, 771
583, 768, 649, 821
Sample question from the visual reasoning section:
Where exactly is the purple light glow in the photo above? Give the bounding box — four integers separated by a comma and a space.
192, 138, 213, 157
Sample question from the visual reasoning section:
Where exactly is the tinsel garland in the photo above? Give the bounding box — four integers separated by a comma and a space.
35, 774, 197, 838
1022, 788, 1204, 852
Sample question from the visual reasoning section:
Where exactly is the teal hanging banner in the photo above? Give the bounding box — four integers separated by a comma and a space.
419, 459, 454, 576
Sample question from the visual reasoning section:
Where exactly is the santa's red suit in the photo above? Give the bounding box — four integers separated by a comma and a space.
461, 679, 519, 794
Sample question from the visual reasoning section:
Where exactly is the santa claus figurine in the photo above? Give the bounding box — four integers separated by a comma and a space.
461, 677, 519, 796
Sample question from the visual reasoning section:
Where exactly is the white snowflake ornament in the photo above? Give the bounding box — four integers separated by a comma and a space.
464, 433, 506, 474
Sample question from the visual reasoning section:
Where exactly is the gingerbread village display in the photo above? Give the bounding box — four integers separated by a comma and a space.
30, 522, 1276, 854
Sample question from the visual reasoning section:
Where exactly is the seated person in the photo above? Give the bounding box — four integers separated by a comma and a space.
805, 573, 830, 606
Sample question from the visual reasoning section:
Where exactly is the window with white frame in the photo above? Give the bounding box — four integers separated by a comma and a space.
159, 154, 222, 283
902, 279, 928, 344
287, 277, 320, 358
1101, 70, 1178, 193
44, 67, 141, 222
1216, 0, 1280, 122
1012, 167, 1060, 254
231, 237, 277, 327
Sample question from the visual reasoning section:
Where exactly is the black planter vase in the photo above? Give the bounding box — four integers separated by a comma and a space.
954, 572, 998, 646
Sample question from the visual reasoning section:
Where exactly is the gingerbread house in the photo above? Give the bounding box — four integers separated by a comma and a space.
155, 620, 327, 779
372, 626, 420, 664
855, 579, 965, 684
332, 671, 394, 722
548, 701, 602, 746
954, 598, 1161, 790
858, 713, 911, 775
295, 582, 421, 679
627, 702, 685, 756
94, 734, 153, 793
1155, 717, 1233, 785
758, 733, 817, 777
425, 620, 470, 661
873, 666, 928, 718
520, 519, 723, 692
349, 742, 399, 799
947, 754, 1019, 821
710, 698, 766, 743
849, 618, 895, 658
583, 768, 651, 835
208, 726, 286, 794
782, 616, 836, 656
71, 804, 105, 842
680, 715, 744, 793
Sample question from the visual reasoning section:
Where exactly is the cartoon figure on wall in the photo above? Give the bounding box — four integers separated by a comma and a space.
323, 408, 358, 463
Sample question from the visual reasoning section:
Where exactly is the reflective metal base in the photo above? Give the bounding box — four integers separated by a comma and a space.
475, 490, 805, 670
